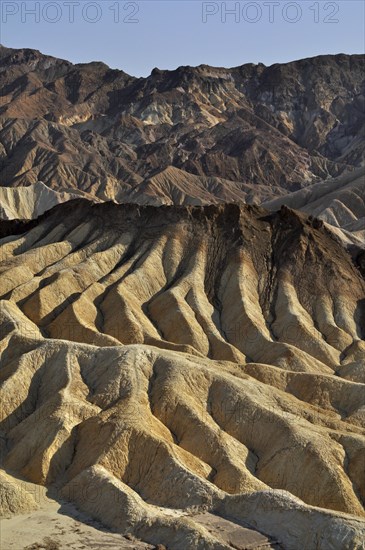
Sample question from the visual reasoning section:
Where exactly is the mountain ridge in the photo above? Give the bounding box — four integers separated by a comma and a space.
1, 45, 364, 206
2, 44, 362, 77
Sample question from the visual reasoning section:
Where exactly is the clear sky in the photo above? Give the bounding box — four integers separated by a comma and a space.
1, 1, 364, 76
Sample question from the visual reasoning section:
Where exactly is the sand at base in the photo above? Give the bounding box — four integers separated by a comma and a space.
0, 492, 152, 550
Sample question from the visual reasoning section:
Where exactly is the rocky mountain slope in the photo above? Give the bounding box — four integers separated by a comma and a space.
264, 166, 365, 249
0, 180, 95, 220
0, 46, 364, 205
0, 201, 364, 548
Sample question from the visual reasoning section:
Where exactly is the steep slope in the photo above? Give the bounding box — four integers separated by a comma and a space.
0, 201, 364, 548
264, 167, 365, 243
0, 46, 364, 203
264, 167, 365, 228
124, 165, 285, 206
0, 180, 95, 220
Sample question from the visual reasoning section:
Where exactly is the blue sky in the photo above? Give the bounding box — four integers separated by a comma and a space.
1, 1, 364, 76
